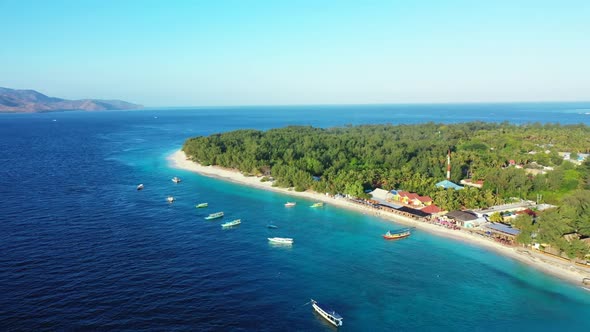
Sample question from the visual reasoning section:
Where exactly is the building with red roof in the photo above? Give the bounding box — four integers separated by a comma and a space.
421, 204, 442, 215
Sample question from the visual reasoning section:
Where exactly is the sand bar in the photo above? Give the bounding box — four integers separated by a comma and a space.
169, 150, 590, 288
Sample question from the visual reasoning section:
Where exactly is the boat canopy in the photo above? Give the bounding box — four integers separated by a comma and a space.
388, 227, 412, 233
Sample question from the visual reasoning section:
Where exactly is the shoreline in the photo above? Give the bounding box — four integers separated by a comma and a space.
168, 150, 590, 289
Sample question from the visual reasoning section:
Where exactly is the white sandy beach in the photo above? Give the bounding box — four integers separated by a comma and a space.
169, 150, 590, 288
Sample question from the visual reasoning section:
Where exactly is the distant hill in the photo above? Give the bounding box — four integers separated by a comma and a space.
0, 87, 142, 113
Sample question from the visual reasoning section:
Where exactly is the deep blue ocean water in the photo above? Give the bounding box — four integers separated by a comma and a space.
1, 103, 590, 331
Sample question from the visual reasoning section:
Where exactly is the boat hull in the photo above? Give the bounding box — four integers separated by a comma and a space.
268, 237, 293, 244
205, 212, 224, 220
382, 232, 410, 240
312, 301, 343, 327
222, 219, 241, 228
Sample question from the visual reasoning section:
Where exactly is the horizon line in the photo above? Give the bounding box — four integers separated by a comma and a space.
143, 99, 590, 109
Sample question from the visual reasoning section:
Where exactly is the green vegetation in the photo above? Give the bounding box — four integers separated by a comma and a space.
183, 122, 590, 257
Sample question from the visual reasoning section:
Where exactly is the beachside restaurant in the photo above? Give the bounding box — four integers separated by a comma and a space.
444, 210, 481, 228
482, 222, 520, 245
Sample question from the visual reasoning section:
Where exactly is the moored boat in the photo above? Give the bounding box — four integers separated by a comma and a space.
268, 237, 293, 244
205, 211, 224, 220
221, 219, 241, 228
167, 196, 175, 203
311, 299, 343, 327
196, 202, 208, 208
285, 202, 296, 207
310, 202, 324, 208
267, 224, 278, 229
172, 176, 181, 183
383, 228, 412, 240
137, 184, 144, 190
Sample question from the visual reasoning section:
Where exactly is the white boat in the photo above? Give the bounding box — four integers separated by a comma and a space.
221, 219, 241, 228
311, 299, 343, 327
172, 177, 181, 183
284, 202, 296, 207
137, 184, 144, 190
268, 237, 293, 244
205, 211, 224, 220
167, 196, 175, 203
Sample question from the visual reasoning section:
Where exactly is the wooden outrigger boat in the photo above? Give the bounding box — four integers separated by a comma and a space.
268, 237, 293, 244
311, 299, 343, 327
205, 212, 224, 220
382, 228, 412, 240
221, 219, 241, 228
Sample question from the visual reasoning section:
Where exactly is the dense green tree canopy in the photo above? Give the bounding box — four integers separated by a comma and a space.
183, 122, 590, 206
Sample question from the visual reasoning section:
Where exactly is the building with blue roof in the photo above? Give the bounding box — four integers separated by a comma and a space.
435, 180, 463, 190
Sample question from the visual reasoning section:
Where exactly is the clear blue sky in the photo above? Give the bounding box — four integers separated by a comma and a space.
1, 0, 589, 106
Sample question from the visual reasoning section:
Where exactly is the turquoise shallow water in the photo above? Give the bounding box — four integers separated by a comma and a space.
1, 104, 590, 331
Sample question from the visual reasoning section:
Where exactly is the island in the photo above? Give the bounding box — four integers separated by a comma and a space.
0, 86, 142, 113
174, 122, 590, 286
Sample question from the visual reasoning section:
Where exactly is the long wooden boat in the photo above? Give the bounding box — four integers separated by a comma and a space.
195, 203, 208, 208
221, 219, 241, 228
311, 299, 343, 327
383, 228, 412, 240
205, 212, 224, 220
268, 237, 293, 244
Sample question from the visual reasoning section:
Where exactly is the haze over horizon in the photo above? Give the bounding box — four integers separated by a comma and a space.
1, 0, 589, 107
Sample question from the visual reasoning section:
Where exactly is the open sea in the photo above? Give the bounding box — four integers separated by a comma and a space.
1, 103, 590, 331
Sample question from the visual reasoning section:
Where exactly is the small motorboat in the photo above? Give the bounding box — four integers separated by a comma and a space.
167, 196, 175, 203
267, 224, 278, 229
310, 202, 324, 208
205, 212, 224, 220
195, 203, 208, 208
172, 177, 181, 183
311, 299, 343, 327
221, 219, 241, 228
383, 228, 412, 240
284, 202, 296, 207
137, 184, 144, 190
268, 237, 293, 244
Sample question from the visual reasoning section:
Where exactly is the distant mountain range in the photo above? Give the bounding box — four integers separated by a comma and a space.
0, 87, 142, 113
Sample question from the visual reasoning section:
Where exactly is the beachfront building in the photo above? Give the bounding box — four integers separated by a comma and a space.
368, 188, 403, 210
421, 204, 443, 215
444, 210, 481, 228
482, 223, 520, 245
473, 201, 537, 219
369, 188, 394, 202
391, 190, 433, 208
